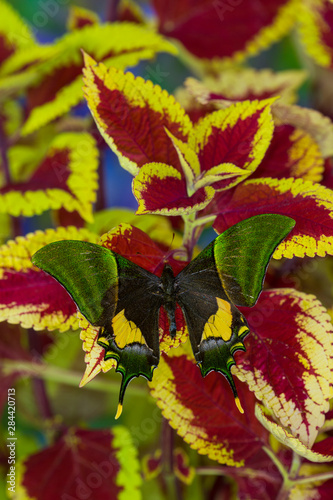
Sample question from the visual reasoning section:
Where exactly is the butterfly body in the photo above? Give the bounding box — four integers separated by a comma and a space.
32, 214, 295, 417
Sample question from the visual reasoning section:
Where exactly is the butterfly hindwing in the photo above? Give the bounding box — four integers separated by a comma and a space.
32, 241, 163, 415
98, 252, 163, 414
176, 214, 295, 408
213, 214, 296, 307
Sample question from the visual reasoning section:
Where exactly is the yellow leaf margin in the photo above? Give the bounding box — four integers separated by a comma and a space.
0, 226, 99, 331
0, 132, 99, 222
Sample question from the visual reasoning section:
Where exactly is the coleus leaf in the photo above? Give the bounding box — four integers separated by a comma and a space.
0, 226, 99, 330
256, 405, 333, 462
15, 426, 141, 500
252, 124, 324, 183
186, 69, 306, 106
132, 163, 215, 215
21, 22, 177, 135
67, 5, 100, 31
298, 0, 333, 68
32, 214, 294, 417
0, 0, 36, 65
117, 0, 146, 24
235, 289, 333, 448
83, 52, 192, 176
214, 177, 333, 258
153, 0, 299, 63
149, 345, 269, 467
272, 102, 333, 158
0, 132, 99, 221
83, 55, 276, 215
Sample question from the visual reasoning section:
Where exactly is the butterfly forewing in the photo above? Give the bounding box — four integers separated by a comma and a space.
33, 241, 163, 415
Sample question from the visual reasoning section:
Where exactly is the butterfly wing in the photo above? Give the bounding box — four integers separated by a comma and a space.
32, 241, 163, 415
175, 214, 295, 410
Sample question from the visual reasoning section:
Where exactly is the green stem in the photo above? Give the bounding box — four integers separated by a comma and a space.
182, 213, 197, 260
263, 446, 290, 483
289, 451, 301, 478
1, 359, 147, 395
192, 214, 217, 228
294, 470, 333, 485
196, 466, 279, 483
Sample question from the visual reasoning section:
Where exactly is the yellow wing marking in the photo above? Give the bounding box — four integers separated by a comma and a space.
202, 298, 233, 342
112, 309, 147, 348
238, 325, 250, 337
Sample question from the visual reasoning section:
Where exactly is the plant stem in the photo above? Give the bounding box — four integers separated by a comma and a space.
1, 359, 147, 395
289, 451, 301, 478
192, 214, 217, 228
263, 446, 289, 483
28, 329, 53, 420
161, 419, 183, 500
107, 0, 120, 22
0, 124, 11, 185
196, 466, 279, 483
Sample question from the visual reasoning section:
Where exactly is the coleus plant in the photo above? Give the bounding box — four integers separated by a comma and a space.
2, 1, 333, 499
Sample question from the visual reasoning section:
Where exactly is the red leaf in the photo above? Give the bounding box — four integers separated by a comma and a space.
17, 427, 141, 500
150, 350, 269, 466
153, 0, 297, 60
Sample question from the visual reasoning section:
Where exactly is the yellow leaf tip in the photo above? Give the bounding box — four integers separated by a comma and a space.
82, 50, 97, 68
115, 403, 123, 420
235, 396, 244, 414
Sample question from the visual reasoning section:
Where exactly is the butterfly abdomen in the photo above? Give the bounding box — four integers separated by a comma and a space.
160, 264, 178, 338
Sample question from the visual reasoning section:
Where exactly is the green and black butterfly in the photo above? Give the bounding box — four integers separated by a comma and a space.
32, 214, 295, 417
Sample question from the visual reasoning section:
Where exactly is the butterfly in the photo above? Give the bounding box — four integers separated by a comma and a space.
32, 214, 295, 418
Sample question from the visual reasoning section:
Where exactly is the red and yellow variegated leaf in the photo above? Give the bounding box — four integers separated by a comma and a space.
235, 289, 332, 448
0, 132, 99, 221
174, 86, 215, 125
118, 0, 146, 24
15, 426, 141, 500
173, 448, 195, 485
67, 5, 100, 31
273, 102, 333, 158
256, 405, 333, 461
0, 226, 99, 331
190, 99, 275, 190
253, 124, 324, 182
83, 53, 191, 175
149, 344, 269, 466
79, 314, 117, 386
100, 222, 169, 274
298, 0, 333, 68
133, 162, 215, 215
22, 24, 177, 135
100, 222, 187, 276
154, 0, 299, 64
87, 208, 183, 249
0, 0, 35, 65
186, 69, 306, 106
214, 177, 333, 259
142, 450, 162, 480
